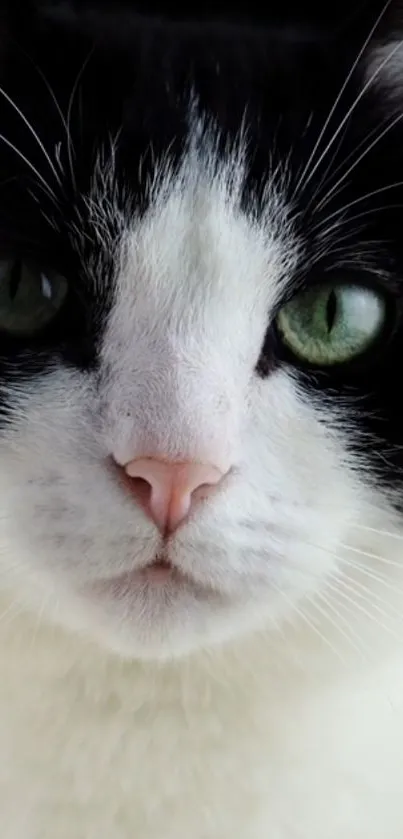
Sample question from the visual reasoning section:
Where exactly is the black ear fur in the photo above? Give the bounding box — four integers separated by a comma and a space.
0, 0, 392, 31
0, 1, 76, 29
0, 1, 81, 56
0, 0, 396, 46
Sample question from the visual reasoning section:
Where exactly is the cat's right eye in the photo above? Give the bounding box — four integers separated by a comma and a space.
0, 259, 68, 337
275, 281, 387, 366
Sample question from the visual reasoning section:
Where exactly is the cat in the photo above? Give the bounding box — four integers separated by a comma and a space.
1, 0, 403, 836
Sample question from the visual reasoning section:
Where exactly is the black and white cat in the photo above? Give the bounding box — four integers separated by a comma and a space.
1, 1, 403, 836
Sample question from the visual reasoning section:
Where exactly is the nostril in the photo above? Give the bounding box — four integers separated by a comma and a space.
126, 475, 152, 507
192, 483, 216, 503
118, 471, 154, 517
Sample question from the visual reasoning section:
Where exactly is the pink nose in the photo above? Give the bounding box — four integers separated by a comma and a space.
123, 458, 226, 534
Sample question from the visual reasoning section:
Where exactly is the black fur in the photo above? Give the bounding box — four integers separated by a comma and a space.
1, 1, 403, 485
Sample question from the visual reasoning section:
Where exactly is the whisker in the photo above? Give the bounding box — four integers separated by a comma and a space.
323, 577, 400, 638
0, 176, 18, 191
313, 110, 403, 214
66, 48, 95, 192
310, 182, 403, 237
319, 182, 396, 266
339, 204, 403, 227
0, 84, 63, 187
328, 569, 403, 620
339, 542, 403, 568
351, 523, 403, 542
29, 594, 50, 651
310, 232, 383, 264
336, 556, 403, 597
304, 125, 349, 210
25, 71, 69, 177
313, 115, 399, 210
273, 582, 345, 661
313, 114, 392, 200
308, 590, 368, 657
295, 532, 403, 574
0, 133, 58, 203
293, 0, 394, 196
288, 532, 403, 604
8, 40, 71, 166
0, 588, 27, 630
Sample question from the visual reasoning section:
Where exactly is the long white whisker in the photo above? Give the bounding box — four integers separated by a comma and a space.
308, 590, 368, 657
273, 583, 345, 661
66, 48, 94, 192
293, 0, 394, 196
0, 598, 23, 626
339, 542, 403, 568
29, 65, 70, 152
323, 577, 400, 638
313, 114, 398, 209
0, 85, 63, 187
0, 133, 58, 203
314, 114, 391, 201
351, 523, 403, 542
10, 42, 71, 164
338, 204, 403, 227
313, 110, 403, 213
312, 204, 403, 251
297, 533, 403, 571
311, 231, 384, 263
291, 534, 403, 598
329, 569, 403, 619
311, 180, 403, 234
29, 594, 50, 651
336, 556, 403, 597
305, 125, 350, 210
296, 42, 403, 208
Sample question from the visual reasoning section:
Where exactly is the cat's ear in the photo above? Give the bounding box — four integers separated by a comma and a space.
0, 0, 78, 49
0, 0, 78, 28
365, 45, 403, 105
363, 4, 403, 108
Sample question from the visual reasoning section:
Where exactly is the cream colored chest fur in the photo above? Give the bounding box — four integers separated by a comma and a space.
1, 612, 403, 839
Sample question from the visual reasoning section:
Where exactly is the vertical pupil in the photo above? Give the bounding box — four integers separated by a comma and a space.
326, 289, 337, 333
8, 260, 22, 301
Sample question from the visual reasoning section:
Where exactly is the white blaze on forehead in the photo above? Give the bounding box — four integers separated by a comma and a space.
99, 134, 299, 465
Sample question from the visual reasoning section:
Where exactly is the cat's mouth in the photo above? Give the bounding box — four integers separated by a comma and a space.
141, 556, 175, 582
87, 553, 197, 599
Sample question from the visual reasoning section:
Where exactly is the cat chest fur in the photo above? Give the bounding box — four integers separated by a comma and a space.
1, 612, 403, 839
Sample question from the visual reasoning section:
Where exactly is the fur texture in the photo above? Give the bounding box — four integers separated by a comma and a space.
1, 1, 403, 836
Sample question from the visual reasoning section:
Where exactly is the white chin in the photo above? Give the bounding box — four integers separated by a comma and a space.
67, 563, 235, 661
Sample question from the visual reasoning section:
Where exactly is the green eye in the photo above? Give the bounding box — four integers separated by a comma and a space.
276, 283, 387, 366
0, 259, 68, 336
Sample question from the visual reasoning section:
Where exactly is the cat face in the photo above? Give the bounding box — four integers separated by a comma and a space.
0, 1, 402, 660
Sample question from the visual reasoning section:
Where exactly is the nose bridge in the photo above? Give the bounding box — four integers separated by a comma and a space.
148, 368, 235, 467
107, 342, 239, 471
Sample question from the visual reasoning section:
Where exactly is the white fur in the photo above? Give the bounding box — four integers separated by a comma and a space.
1, 134, 403, 837
365, 38, 403, 102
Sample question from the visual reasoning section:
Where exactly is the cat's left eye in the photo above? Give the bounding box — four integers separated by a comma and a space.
275, 282, 387, 366
0, 259, 68, 337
